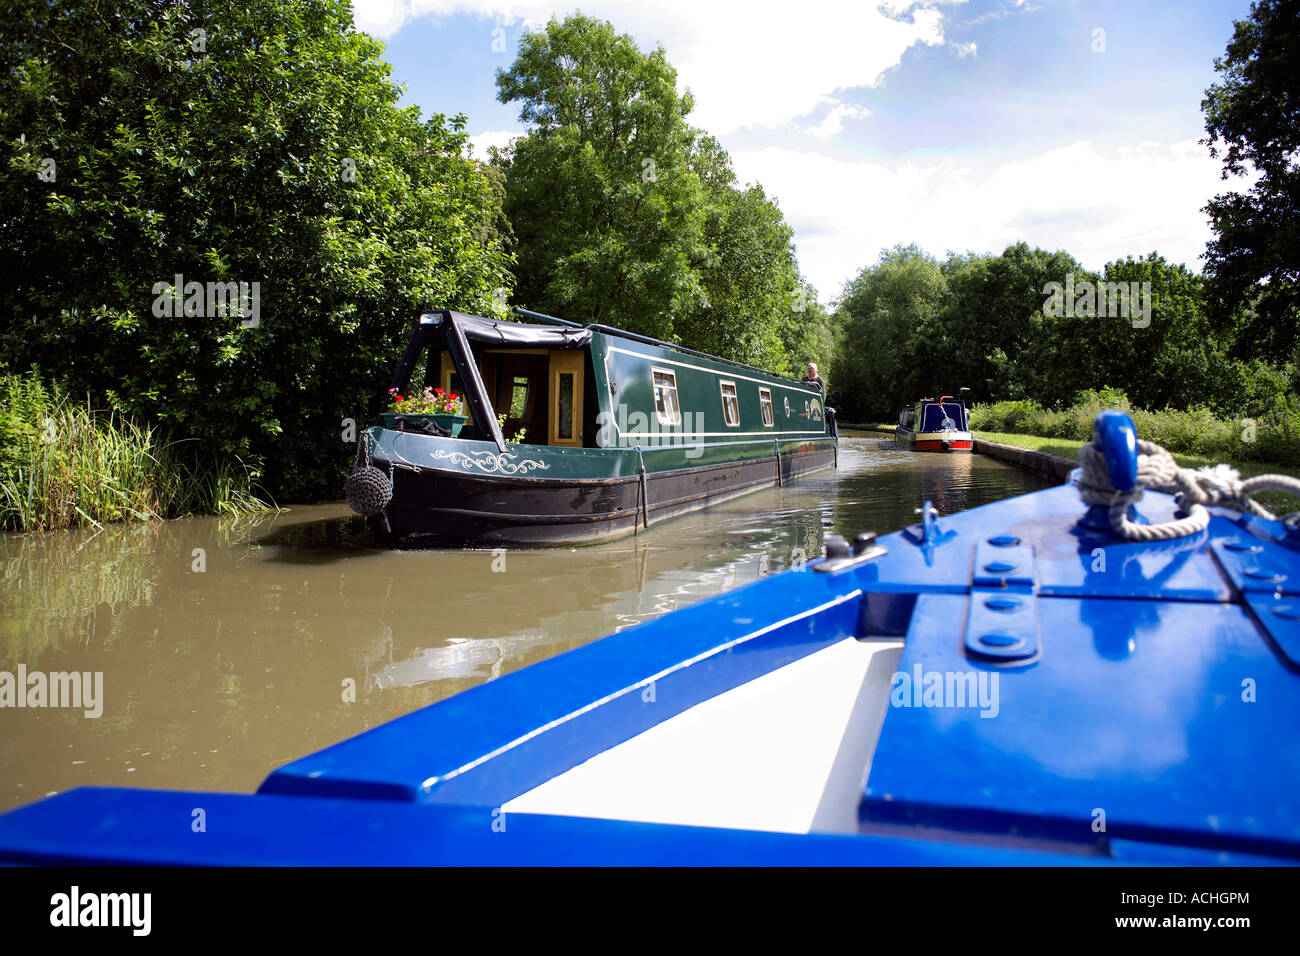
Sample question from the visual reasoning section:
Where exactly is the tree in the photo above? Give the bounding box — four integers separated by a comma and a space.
933, 243, 1085, 405
778, 279, 834, 383
0, 0, 513, 500
828, 241, 1288, 423
494, 14, 813, 374
830, 244, 948, 422
494, 14, 704, 341
1201, 0, 1300, 366
679, 181, 801, 371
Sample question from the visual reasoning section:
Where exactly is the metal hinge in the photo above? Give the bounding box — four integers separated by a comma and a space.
965, 537, 1040, 665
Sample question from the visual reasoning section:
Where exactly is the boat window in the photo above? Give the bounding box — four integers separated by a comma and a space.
652, 368, 681, 426
557, 372, 574, 441
784, 397, 790, 418
759, 388, 774, 427
720, 381, 740, 427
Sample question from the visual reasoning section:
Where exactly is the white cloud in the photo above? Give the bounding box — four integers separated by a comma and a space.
731, 140, 1231, 301
878, 0, 967, 14
804, 101, 872, 140
467, 129, 518, 157
353, 0, 417, 37
359, 2, 1225, 307
353, 1, 956, 133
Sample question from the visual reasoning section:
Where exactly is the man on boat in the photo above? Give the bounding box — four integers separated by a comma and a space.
802, 362, 826, 400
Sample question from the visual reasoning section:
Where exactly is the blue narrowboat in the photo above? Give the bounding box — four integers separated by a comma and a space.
896, 394, 972, 451
1, 411, 1298, 865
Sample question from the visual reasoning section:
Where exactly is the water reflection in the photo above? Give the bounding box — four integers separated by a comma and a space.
0, 437, 1050, 809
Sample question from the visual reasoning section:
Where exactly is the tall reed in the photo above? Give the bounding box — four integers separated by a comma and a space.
0, 372, 275, 532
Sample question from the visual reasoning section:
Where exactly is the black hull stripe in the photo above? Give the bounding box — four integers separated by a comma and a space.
379, 449, 837, 544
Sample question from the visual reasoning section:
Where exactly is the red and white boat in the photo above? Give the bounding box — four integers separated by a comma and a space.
895, 396, 972, 452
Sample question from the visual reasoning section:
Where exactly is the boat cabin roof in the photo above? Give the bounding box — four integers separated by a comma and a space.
419, 311, 592, 350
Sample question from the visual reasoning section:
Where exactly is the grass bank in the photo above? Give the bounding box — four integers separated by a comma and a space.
839, 414, 1297, 512
972, 430, 1300, 482
970, 389, 1299, 469
1, 372, 275, 532
974, 431, 1298, 513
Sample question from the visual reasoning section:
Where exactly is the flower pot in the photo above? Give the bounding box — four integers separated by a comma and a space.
380, 413, 466, 437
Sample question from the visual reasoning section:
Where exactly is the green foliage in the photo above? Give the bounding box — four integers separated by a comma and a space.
0, 0, 513, 501
970, 388, 1300, 469
0, 370, 271, 531
829, 244, 949, 420
494, 14, 703, 341
829, 243, 1294, 426
494, 412, 525, 444
778, 282, 834, 382
680, 181, 794, 371
1200, 0, 1300, 364
930, 243, 1084, 405
493, 14, 822, 377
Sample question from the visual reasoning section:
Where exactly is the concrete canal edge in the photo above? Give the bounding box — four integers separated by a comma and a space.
970, 437, 1076, 483
843, 426, 1077, 483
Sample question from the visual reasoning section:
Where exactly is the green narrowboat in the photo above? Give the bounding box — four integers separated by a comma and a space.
345, 308, 838, 545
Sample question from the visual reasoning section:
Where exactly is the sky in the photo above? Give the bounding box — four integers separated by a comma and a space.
351, 0, 1254, 303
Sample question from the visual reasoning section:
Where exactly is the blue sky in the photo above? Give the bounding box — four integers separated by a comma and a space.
354, 0, 1254, 302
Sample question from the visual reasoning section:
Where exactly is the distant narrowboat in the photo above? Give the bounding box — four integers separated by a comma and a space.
895, 395, 972, 452
345, 309, 837, 545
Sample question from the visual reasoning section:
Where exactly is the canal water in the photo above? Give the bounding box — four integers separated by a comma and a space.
0, 435, 1052, 810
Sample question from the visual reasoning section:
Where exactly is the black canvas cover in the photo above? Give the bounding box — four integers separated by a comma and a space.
421, 311, 593, 349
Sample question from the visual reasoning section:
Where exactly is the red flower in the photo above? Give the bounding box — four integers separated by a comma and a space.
448, 392, 458, 401
434, 388, 444, 395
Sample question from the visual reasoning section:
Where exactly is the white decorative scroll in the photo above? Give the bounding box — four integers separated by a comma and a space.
431, 449, 551, 476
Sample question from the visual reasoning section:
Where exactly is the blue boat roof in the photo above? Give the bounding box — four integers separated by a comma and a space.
909, 401, 967, 432
2, 459, 1298, 865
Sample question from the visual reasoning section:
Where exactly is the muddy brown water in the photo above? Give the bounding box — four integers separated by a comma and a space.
0, 435, 1052, 811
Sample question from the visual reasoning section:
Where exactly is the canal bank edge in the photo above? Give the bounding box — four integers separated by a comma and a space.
842, 425, 1076, 483
971, 436, 1075, 482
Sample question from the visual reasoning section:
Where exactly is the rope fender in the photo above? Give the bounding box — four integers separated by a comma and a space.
346, 431, 393, 517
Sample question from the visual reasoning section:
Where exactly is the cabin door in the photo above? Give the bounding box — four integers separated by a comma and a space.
493, 354, 548, 443
549, 351, 584, 447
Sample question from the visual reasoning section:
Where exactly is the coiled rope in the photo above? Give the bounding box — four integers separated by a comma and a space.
1078, 438, 1300, 541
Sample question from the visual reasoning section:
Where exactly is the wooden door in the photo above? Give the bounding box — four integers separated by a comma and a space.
549, 351, 584, 447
